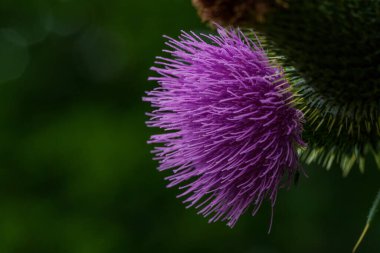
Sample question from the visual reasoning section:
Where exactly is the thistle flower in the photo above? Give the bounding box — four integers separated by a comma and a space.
144, 27, 305, 227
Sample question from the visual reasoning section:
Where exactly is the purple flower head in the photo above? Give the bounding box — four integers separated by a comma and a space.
144, 26, 305, 228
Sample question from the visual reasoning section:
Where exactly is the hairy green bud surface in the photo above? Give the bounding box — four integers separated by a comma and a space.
253, 0, 380, 174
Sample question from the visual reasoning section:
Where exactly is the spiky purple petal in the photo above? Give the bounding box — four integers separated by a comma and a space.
144, 26, 305, 228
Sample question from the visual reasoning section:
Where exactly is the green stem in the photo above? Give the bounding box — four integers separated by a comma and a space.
353, 188, 380, 253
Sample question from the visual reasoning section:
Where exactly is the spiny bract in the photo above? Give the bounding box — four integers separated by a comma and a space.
250, 0, 380, 174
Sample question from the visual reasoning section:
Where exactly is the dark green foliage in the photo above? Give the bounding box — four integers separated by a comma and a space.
254, 0, 380, 174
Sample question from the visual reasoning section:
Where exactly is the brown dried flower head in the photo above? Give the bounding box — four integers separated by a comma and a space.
192, 0, 287, 26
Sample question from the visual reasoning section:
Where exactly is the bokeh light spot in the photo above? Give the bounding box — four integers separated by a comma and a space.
0, 29, 29, 83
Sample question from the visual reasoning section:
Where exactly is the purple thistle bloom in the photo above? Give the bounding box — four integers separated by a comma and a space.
144, 26, 305, 228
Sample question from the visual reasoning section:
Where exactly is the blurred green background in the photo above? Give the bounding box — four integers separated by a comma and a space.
0, 0, 379, 252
